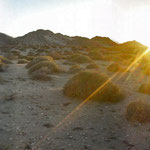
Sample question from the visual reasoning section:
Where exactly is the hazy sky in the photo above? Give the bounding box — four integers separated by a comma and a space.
0, 0, 150, 46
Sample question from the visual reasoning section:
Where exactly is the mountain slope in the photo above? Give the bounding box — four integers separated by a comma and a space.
109, 40, 148, 53
91, 36, 118, 47
0, 33, 14, 45
15, 29, 73, 46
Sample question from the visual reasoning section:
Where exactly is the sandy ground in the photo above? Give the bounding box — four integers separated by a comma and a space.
1, 60, 150, 150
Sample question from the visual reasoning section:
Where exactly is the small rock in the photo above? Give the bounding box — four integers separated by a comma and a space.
43, 123, 54, 128
63, 102, 71, 106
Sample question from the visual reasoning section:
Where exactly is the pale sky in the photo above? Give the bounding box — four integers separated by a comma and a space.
0, 0, 150, 46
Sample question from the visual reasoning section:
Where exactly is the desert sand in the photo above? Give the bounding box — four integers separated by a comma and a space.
0, 56, 150, 150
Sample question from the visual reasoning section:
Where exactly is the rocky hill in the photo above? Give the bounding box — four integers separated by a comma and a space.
0, 33, 14, 45
0, 29, 118, 49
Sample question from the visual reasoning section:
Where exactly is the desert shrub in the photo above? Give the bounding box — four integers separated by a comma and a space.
28, 61, 63, 74
126, 101, 150, 123
86, 63, 100, 69
67, 54, 93, 64
88, 51, 103, 60
17, 59, 29, 64
107, 63, 122, 72
139, 84, 150, 94
48, 52, 63, 60
68, 65, 82, 73
26, 56, 54, 69
63, 70, 124, 102
0, 56, 12, 64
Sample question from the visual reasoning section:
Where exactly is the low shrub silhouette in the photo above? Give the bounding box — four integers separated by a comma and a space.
64, 70, 124, 102
67, 54, 93, 64
48, 52, 63, 60
26, 56, 54, 69
17, 59, 29, 64
28, 61, 63, 74
0, 56, 12, 64
126, 101, 150, 123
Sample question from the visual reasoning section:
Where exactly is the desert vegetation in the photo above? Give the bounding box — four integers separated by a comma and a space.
64, 70, 124, 102
17, 59, 29, 64
126, 101, 150, 123
67, 54, 93, 64
1, 29, 150, 150
26, 56, 54, 69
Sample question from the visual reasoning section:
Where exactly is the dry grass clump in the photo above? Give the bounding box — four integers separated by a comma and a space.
67, 54, 93, 64
0, 56, 12, 64
17, 59, 29, 64
28, 61, 63, 74
139, 84, 150, 94
64, 70, 124, 102
68, 65, 82, 73
48, 52, 63, 60
26, 56, 54, 69
126, 101, 150, 123
88, 51, 103, 60
86, 63, 100, 69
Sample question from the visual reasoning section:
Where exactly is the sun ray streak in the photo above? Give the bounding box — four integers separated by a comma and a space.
32, 48, 150, 150
117, 48, 150, 81
32, 72, 119, 150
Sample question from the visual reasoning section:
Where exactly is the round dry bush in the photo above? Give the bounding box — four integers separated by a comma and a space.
86, 63, 100, 69
67, 54, 93, 64
28, 61, 63, 74
26, 56, 54, 69
64, 70, 124, 102
48, 52, 63, 60
68, 65, 82, 73
88, 51, 103, 60
139, 84, 150, 94
17, 59, 29, 64
126, 101, 150, 123
0, 56, 12, 64
107, 63, 122, 72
